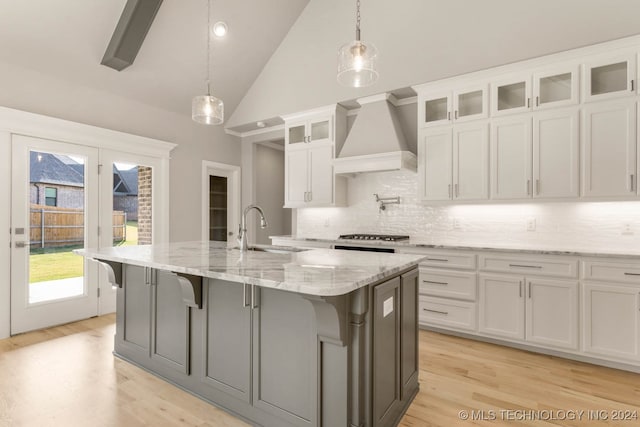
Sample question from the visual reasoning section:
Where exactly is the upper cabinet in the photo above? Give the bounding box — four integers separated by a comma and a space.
419, 85, 488, 127
583, 54, 636, 103
285, 114, 333, 145
491, 65, 579, 117
282, 105, 347, 208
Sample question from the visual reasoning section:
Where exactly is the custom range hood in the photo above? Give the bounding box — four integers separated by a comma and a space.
334, 94, 416, 175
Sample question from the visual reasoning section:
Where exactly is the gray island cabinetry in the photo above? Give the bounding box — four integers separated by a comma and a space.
79, 242, 424, 427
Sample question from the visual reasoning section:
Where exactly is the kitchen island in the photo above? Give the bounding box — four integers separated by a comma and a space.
78, 241, 425, 427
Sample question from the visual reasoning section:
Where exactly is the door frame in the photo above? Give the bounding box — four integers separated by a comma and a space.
0, 105, 175, 339
201, 160, 241, 246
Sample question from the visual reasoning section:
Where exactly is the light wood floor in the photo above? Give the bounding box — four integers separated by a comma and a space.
1, 316, 638, 427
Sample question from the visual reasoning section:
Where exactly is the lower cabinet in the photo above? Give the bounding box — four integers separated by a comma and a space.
478, 274, 578, 350
118, 265, 190, 374
372, 269, 419, 427
582, 282, 640, 361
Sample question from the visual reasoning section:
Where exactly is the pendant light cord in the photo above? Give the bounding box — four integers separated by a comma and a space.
355, 0, 361, 41
206, 0, 211, 95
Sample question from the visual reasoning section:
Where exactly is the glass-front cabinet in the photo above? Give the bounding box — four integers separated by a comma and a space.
491, 74, 532, 116
285, 116, 332, 145
533, 65, 579, 109
584, 54, 636, 102
420, 85, 488, 127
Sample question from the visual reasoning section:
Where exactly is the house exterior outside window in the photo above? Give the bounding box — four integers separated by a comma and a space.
44, 187, 57, 207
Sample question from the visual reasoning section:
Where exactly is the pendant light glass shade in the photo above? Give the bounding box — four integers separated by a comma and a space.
192, 94, 224, 125
337, 40, 378, 87
192, 0, 224, 125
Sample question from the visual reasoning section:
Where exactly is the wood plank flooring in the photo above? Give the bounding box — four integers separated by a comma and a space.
1, 315, 638, 426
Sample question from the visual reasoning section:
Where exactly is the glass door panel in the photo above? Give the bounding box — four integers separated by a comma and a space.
539, 73, 572, 104
310, 119, 330, 142
425, 97, 449, 124
287, 123, 306, 144
209, 175, 228, 242
497, 82, 526, 111
457, 90, 483, 118
10, 135, 99, 335
591, 62, 628, 95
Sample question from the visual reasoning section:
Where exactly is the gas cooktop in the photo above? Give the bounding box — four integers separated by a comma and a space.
338, 234, 410, 242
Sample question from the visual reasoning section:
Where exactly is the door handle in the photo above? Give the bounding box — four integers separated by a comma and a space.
423, 308, 448, 315
251, 284, 259, 309
528, 281, 532, 299
14, 241, 29, 248
519, 281, 523, 298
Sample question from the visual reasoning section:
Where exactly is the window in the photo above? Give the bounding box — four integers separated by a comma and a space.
45, 187, 57, 206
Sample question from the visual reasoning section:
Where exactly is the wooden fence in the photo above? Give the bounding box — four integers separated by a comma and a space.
30, 204, 126, 248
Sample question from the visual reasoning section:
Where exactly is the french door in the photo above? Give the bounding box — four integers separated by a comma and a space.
10, 135, 99, 334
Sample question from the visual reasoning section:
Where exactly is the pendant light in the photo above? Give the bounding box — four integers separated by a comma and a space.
192, 0, 224, 125
337, 0, 378, 88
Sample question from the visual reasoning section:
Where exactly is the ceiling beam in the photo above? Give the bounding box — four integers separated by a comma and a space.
101, 0, 163, 71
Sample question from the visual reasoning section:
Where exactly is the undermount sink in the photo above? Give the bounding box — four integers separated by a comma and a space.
247, 245, 307, 254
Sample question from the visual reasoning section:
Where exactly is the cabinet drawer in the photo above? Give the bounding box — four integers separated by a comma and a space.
419, 296, 477, 331
478, 254, 578, 278
583, 260, 640, 284
419, 252, 476, 270
419, 268, 477, 301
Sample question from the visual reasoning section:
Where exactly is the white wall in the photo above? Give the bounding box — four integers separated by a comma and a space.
254, 143, 291, 244
296, 170, 640, 253
0, 61, 241, 338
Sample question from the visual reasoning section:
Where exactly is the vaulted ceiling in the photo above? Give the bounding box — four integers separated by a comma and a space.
2, 0, 640, 136
0, 0, 310, 121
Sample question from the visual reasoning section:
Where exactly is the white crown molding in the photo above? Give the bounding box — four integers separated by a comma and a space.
346, 95, 417, 116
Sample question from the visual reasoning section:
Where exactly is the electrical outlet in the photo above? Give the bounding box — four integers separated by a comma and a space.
453, 218, 462, 230
526, 217, 536, 232
622, 223, 634, 235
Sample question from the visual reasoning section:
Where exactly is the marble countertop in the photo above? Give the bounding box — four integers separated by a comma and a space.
76, 241, 425, 297
270, 235, 640, 259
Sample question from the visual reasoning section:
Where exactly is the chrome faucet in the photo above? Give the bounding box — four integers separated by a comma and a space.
237, 204, 268, 251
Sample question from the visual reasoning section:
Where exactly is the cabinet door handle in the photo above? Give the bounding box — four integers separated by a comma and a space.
426, 258, 449, 262
527, 179, 531, 195
631, 79, 635, 91
536, 179, 540, 195
527, 98, 531, 108
631, 174, 635, 192
510, 264, 542, 269
448, 184, 451, 198
251, 284, 259, 309
519, 281, 523, 298
308, 191, 312, 201
528, 281, 532, 299
423, 280, 448, 286
448, 111, 451, 120
423, 308, 448, 315
455, 183, 459, 197
624, 272, 640, 276
455, 110, 458, 120
242, 283, 250, 308
536, 96, 539, 107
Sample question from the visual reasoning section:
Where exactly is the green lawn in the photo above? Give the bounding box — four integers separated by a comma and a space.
29, 221, 139, 283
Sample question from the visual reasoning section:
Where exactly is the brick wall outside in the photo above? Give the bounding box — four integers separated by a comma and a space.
30, 183, 84, 209
137, 166, 152, 245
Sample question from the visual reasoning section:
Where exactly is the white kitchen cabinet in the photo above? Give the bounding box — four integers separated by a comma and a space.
491, 108, 579, 200
282, 105, 347, 208
285, 115, 332, 145
418, 127, 452, 200
479, 274, 578, 349
478, 274, 525, 340
492, 66, 579, 117
490, 116, 532, 199
526, 278, 579, 350
491, 73, 532, 116
284, 143, 338, 207
582, 282, 640, 361
533, 108, 579, 198
582, 99, 636, 198
583, 54, 636, 103
420, 85, 488, 127
419, 122, 488, 201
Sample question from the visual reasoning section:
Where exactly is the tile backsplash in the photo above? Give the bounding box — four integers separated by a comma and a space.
296, 170, 640, 252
